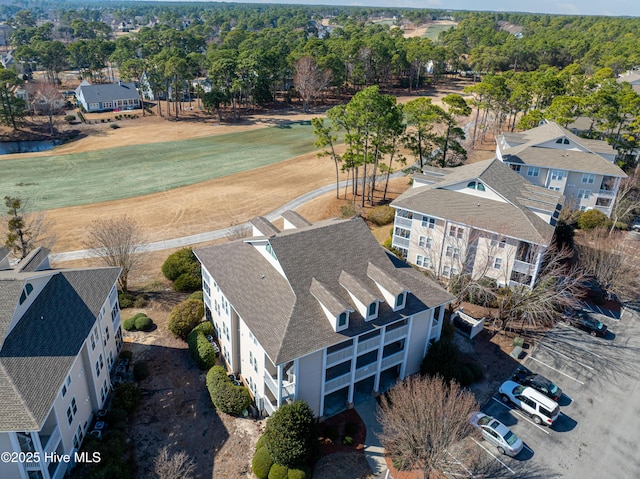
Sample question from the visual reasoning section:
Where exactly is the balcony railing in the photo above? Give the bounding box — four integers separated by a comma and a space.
263, 398, 276, 416
357, 336, 381, 354
381, 351, 404, 370
264, 371, 278, 396
326, 345, 354, 367
512, 260, 534, 274
355, 362, 378, 381
394, 216, 413, 228
598, 189, 615, 196
392, 236, 410, 249
282, 381, 295, 400
385, 325, 409, 343
325, 373, 351, 392
43, 426, 61, 454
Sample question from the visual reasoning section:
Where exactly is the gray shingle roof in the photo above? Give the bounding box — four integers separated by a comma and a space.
196, 217, 453, 364
76, 81, 138, 104
310, 278, 352, 316
393, 159, 562, 245
16, 247, 50, 273
339, 271, 380, 306
250, 216, 280, 237
0, 247, 9, 269
281, 210, 312, 229
367, 262, 406, 296
0, 267, 120, 432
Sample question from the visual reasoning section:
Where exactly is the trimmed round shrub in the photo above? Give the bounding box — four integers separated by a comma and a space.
367, 205, 395, 226
287, 468, 309, 479
256, 434, 268, 451
577, 209, 608, 230
133, 361, 149, 381
211, 382, 252, 415
122, 317, 136, 331
420, 339, 461, 382
119, 350, 133, 361
192, 321, 214, 336
268, 463, 288, 479
206, 366, 229, 389
64, 114, 76, 123
264, 401, 320, 468
112, 383, 141, 415
168, 299, 204, 340
110, 123, 120, 129
118, 291, 135, 308
162, 248, 202, 291
252, 446, 274, 479
105, 408, 127, 424
134, 315, 153, 331
459, 365, 475, 386
188, 290, 204, 301
187, 329, 217, 370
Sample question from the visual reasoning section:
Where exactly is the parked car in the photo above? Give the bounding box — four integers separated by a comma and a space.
566, 310, 608, 337
499, 381, 560, 426
470, 412, 524, 456
512, 369, 563, 401
630, 217, 640, 232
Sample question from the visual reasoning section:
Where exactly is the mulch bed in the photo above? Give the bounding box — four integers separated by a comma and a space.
317, 408, 366, 456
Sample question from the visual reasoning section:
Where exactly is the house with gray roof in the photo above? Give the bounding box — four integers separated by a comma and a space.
75, 80, 140, 113
194, 213, 453, 418
0, 248, 122, 479
495, 121, 626, 217
391, 159, 564, 288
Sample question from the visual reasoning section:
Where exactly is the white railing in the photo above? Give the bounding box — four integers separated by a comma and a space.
355, 363, 378, 381
43, 426, 61, 453
394, 216, 413, 228
325, 373, 351, 392
282, 381, 295, 400
264, 371, 278, 396
263, 398, 276, 416
598, 189, 615, 196
326, 346, 354, 367
357, 336, 381, 354
392, 236, 410, 248
381, 351, 404, 370
385, 325, 409, 343
512, 260, 534, 274
25, 461, 41, 470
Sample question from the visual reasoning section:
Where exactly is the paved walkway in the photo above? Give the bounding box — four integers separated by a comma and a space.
50, 173, 404, 262
355, 395, 389, 477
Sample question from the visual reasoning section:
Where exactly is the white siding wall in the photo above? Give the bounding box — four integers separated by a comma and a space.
238, 317, 266, 403
0, 433, 22, 479
296, 350, 324, 417
405, 309, 431, 375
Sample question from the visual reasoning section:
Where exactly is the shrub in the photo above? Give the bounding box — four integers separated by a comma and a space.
264, 401, 320, 468
577, 209, 608, 230
211, 382, 252, 415
269, 463, 288, 479
105, 408, 128, 424
133, 295, 148, 308
342, 436, 354, 446
206, 366, 229, 390
420, 339, 461, 382
340, 202, 356, 219
368, 205, 395, 226
191, 321, 214, 336
188, 290, 204, 301
256, 434, 268, 451
467, 361, 484, 381
458, 365, 475, 386
119, 350, 133, 361
134, 315, 153, 331
118, 291, 136, 308
187, 329, 217, 370
110, 123, 120, 129
64, 114, 76, 123
112, 383, 141, 415
252, 447, 273, 479
287, 468, 309, 479
122, 317, 136, 331
133, 361, 149, 381
162, 248, 201, 291
168, 299, 204, 340
382, 237, 393, 249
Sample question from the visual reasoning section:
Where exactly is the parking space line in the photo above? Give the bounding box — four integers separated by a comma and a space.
470, 437, 515, 475
446, 450, 476, 478
527, 356, 585, 385
539, 343, 594, 371
546, 336, 604, 358
523, 444, 533, 453
490, 398, 551, 434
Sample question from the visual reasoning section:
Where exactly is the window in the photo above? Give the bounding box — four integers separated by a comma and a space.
494, 257, 503, 269
265, 243, 278, 260
356, 350, 378, 369
452, 248, 461, 260
442, 266, 451, 278
549, 186, 561, 191
103, 326, 110, 345
90, 332, 96, 351
551, 170, 565, 181
527, 167, 540, 177
249, 351, 258, 372
491, 239, 506, 249
421, 216, 436, 229
418, 236, 426, 247
397, 209, 413, 219
62, 375, 71, 397
19, 283, 34, 305
416, 255, 430, 268
445, 246, 453, 257
100, 380, 108, 403
383, 339, 405, 358
395, 293, 405, 307
467, 181, 486, 191
394, 227, 410, 239
325, 360, 352, 381
95, 354, 104, 377
338, 312, 347, 327
368, 302, 377, 317
203, 280, 210, 296
510, 164, 521, 172
596, 197, 612, 207
582, 173, 595, 184
67, 398, 77, 425
449, 226, 464, 239
577, 189, 591, 200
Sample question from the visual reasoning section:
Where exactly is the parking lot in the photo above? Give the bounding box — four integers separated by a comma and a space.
459, 307, 640, 478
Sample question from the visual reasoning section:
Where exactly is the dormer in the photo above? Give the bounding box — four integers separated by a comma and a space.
250, 216, 280, 238
310, 278, 353, 332
281, 210, 312, 230
15, 247, 51, 273
367, 263, 409, 312
339, 271, 382, 321
0, 247, 10, 271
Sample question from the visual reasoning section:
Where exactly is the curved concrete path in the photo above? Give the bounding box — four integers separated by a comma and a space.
355, 395, 389, 477
50, 173, 404, 262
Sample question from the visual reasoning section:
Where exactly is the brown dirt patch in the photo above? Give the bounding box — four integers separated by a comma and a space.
317, 408, 366, 456
313, 452, 374, 479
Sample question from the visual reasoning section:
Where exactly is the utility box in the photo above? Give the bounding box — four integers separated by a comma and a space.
451, 308, 485, 340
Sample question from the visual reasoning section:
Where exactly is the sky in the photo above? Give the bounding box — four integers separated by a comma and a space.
201, 0, 640, 17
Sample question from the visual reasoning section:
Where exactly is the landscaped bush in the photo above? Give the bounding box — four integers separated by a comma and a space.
577, 209, 608, 230
188, 290, 204, 301
133, 295, 148, 308
110, 123, 120, 129
168, 299, 204, 340
134, 314, 153, 331
256, 434, 268, 451
162, 248, 202, 292
119, 350, 133, 361
264, 401, 320, 468
206, 366, 252, 415
122, 317, 136, 331
118, 291, 136, 308
133, 361, 149, 381
105, 408, 128, 424
206, 365, 229, 389
64, 114, 76, 123
111, 383, 141, 415
252, 446, 274, 479
187, 328, 217, 370
368, 205, 395, 226
287, 468, 309, 479
268, 463, 289, 479
191, 320, 214, 336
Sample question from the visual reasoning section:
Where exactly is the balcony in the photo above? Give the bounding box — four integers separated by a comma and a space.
326, 345, 354, 367
325, 373, 351, 392
263, 398, 277, 416
282, 381, 295, 400
598, 188, 615, 196
392, 236, 410, 249
357, 336, 381, 354
381, 351, 404, 370
42, 426, 61, 454
355, 362, 378, 381
264, 371, 278, 396
512, 260, 534, 275
385, 325, 409, 343
394, 216, 413, 228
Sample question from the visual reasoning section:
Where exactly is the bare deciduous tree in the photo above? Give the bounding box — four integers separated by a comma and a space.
84, 215, 146, 292
609, 173, 640, 233
294, 56, 331, 113
154, 446, 196, 479
4, 196, 54, 259
27, 82, 64, 135
377, 375, 478, 479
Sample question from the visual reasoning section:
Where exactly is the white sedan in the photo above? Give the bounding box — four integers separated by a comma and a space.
470, 412, 524, 457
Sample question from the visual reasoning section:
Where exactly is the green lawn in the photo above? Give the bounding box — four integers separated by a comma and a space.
423, 23, 456, 41
0, 121, 316, 211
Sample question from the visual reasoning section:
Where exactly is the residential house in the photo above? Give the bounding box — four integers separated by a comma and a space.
391, 159, 564, 288
0, 248, 122, 479
194, 213, 453, 419
618, 70, 640, 95
495, 121, 627, 216
75, 80, 140, 112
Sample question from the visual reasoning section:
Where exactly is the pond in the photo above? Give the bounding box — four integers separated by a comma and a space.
0, 140, 57, 155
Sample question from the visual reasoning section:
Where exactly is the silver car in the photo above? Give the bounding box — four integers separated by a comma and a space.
470, 412, 524, 457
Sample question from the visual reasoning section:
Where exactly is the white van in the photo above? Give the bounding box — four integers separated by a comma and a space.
499, 380, 560, 426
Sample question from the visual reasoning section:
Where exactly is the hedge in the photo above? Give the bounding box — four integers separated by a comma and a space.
168, 299, 204, 340
256, 434, 268, 451
122, 317, 136, 331
192, 321, 214, 336
187, 329, 217, 370
577, 209, 608, 230
287, 468, 309, 479
162, 248, 202, 292
264, 401, 319, 468
134, 315, 153, 331
367, 205, 395, 226
188, 290, 204, 301
268, 463, 288, 479
252, 447, 273, 479
206, 366, 252, 415
111, 383, 141, 415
